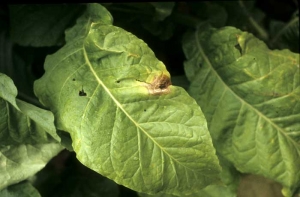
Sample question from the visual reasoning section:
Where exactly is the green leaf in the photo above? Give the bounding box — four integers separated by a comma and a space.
216, 1, 268, 41
269, 11, 299, 53
183, 26, 300, 197
0, 73, 60, 144
9, 4, 85, 47
0, 143, 63, 190
34, 3, 221, 196
139, 155, 239, 197
0, 181, 41, 197
216, 154, 240, 196
0, 73, 64, 189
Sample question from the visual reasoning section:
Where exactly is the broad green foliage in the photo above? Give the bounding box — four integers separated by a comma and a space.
0, 73, 63, 190
34, 3, 221, 196
183, 25, 300, 196
9, 4, 85, 47
139, 154, 239, 197
0, 181, 41, 197
0, 73, 60, 144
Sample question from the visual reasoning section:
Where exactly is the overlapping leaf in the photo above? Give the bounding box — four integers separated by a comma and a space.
0, 73, 63, 190
34, 3, 221, 196
183, 26, 300, 196
0, 181, 41, 197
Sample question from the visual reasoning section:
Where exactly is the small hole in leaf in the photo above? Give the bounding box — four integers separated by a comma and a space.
234, 44, 242, 55
79, 86, 87, 96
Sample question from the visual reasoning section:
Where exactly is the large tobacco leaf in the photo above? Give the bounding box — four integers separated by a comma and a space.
0, 73, 63, 190
183, 26, 300, 196
34, 3, 221, 196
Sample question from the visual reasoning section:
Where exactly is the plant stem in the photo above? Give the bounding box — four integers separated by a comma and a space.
238, 0, 269, 41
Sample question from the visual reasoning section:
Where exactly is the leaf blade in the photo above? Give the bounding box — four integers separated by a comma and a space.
0, 73, 63, 189
34, 3, 221, 196
183, 26, 300, 196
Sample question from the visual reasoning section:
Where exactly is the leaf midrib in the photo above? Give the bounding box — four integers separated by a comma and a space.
194, 29, 299, 148
82, 44, 193, 171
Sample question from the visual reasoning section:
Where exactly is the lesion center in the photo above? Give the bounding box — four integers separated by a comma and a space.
140, 74, 172, 95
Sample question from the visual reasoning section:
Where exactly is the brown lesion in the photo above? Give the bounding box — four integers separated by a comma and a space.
138, 74, 172, 95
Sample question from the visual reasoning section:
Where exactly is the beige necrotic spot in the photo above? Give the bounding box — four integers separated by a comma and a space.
143, 74, 172, 95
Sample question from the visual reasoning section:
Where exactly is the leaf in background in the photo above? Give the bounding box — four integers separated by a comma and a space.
216, 1, 268, 41
141, 19, 175, 41
188, 2, 227, 28
57, 130, 74, 151
183, 25, 300, 197
0, 73, 60, 144
217, 154, 240, 195
0, 73, 64, 189
0, 30, 61, 105
33, 151, 119, 197
34, 3, 221, 196
269, 11, 299, 53
0, 181, 41, 197
150, 2, 175, 21
104, 3, 175, 41
170, 75, 190, 90
9, 4, 85, 47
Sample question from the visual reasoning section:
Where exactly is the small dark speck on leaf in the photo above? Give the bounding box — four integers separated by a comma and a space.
116, 80, 120, 83
72, 78, 76, 81
234, 44, 242, 55
144, 109, 146, 112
